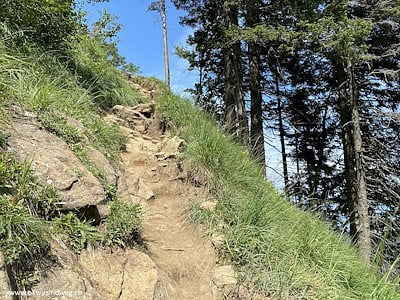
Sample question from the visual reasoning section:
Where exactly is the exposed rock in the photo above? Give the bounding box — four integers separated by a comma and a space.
142, 134, 152, 141
6, 119, 106, 212
125, 76, 159, 100
110, 105, 153, 134
117, 167, 155, 205
111, 104, 153, 122
160, 136, 185, 159
213, 266, 237, 288
84, 146, 117, 185
211, 233, 225, 248
103, 114, 132, 129
0, 252, 12, 299
79, 248, 158, 300
155, 151, 166, 160
120, 252, 159, 300
200, 201, 217, 212
133, 178, 155, 201
32, 268, 100, 300
96, 204, 111, 220
49, 235, 77, 268
131, 103, 154, 119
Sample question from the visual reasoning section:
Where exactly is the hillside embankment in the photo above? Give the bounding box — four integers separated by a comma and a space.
0, 68, 398, 300
0, 79, 261, 300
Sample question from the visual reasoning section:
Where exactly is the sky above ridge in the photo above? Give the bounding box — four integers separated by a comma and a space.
81, 0, 196, 96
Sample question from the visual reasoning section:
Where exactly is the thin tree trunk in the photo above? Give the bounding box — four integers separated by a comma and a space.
222, 1, 238, 134
246, 2, 265, 167
295, 131, 302, 205
275, 61, 289, 194
347, 59, 371, 263
337, 59, 371, 263
161, 0, 170, 90
195, 53, 203, 107
233, 43, 248, 144
230, 8, 248, 144
222, 42, 236, 132
248, 41, 265, 166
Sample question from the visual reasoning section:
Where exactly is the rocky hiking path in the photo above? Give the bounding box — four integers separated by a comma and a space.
1, 82, 242, 300
104, 102, 237, 299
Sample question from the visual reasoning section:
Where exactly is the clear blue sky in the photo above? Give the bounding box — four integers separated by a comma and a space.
81, 0, 196, 95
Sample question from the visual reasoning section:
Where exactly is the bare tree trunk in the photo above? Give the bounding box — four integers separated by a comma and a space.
347, 59, 371, 263
295, 131, 302, 205
274, 61, 289, 194
233, 43, 248, 144
222, 1, 245, 136
246, 2, 265, 167
161, 0, 170, 90
230, 7, 248, 145
195, 53, 204, 107
337, 59, 371, 263
223, 44, 236, 132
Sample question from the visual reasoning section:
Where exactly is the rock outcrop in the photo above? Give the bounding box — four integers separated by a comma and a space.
84, 146, 117, 185
6, 116, 106, 213
31, 243, 159, 300
79, 248, 158, 300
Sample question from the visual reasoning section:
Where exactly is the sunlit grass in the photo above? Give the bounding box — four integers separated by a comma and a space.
158, 92, 400, 299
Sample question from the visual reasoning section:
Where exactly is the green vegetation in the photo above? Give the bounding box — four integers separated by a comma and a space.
158, 92, 400, 299
68, 35, 140, 110
0, 39, 130, 162
0, 0, 77, 50
0, 1, 398, 297
102, 200, 142, 247
0, 7, 144, 289
0, 153, 142, 289
52, 212, 102, 253
0, 153, 51, 291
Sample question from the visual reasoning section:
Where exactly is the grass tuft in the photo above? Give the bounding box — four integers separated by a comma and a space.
102, 200, 142, 248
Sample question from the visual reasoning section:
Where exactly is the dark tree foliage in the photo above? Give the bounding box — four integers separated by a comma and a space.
175, 0, 400, 267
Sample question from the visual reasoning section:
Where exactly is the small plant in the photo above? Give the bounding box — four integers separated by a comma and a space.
52, 212, 102, 253
33, 185, 61, 220
0, 153, 61, 218
0, 196, 48, 265
16, 269, 39, 290
102, 200, 142, 247
103, 182, 117, 202
38, 113, 84, 145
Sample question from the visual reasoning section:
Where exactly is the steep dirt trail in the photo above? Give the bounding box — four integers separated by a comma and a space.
106, 102, 221, 299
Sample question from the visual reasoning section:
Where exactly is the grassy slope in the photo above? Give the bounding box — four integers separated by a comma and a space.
157, 92, 399, 299
0, 32, 144, 288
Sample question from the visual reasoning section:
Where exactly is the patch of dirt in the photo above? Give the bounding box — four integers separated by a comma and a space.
106, 104, 221, 299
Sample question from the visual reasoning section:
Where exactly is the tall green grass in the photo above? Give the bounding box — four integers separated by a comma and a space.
158, 92, 400, 299
67, 35, 140, 109
0, 30, 137, 161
